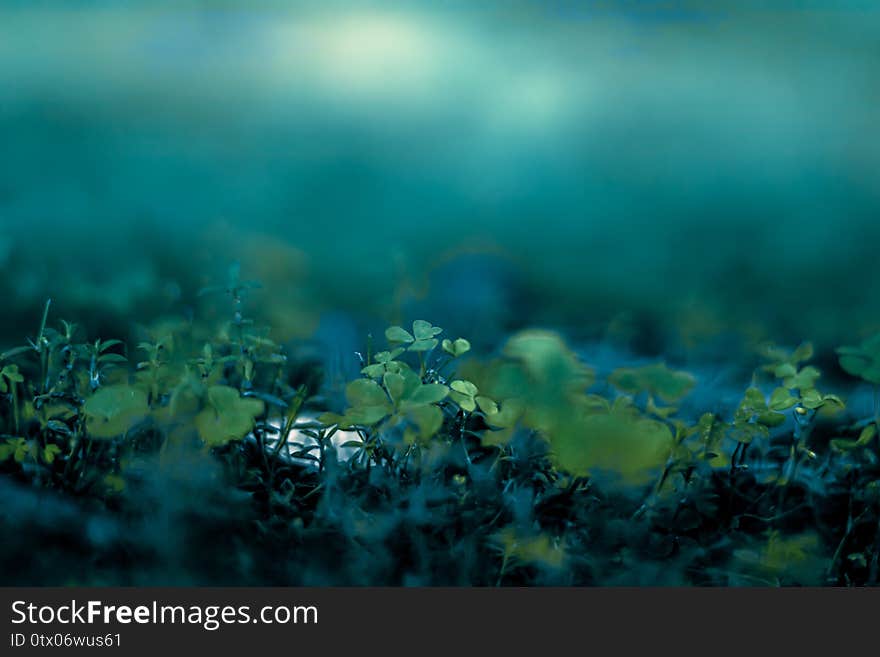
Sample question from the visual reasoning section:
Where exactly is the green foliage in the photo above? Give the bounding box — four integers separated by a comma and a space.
470, 330, 672, 482
830, 424, 876, 452
609, 362, 696, 403
360, 348, 405, 378
5, 281, 880, 586
195, 385, 265, 447
501, 330, 595, 393
448, 379, 496, 414
492, 528, 566, 579
0, 364, 24, 393
837, 333, 880, 384
82, 384, 149, 439
442, 338, 471, 358
385, 319, 443, 352
555, 397, 673, 483
322, 322, 485, 446
729, 387, 791, 442
760, 341, 844, 413
733, 531, 825, 585
0, 437, 31, 463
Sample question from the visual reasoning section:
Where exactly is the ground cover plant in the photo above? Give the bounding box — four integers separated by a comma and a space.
1, 266, 879, 586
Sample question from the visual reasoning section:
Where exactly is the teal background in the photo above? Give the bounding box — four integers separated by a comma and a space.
1, 1, 878, 354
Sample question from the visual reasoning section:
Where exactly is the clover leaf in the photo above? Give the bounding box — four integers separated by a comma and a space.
402, 404, 444, 443
442, 338, 471, 358
768, 386, 799, 412
381, 369, 448, 409
551, 398, 672, 483
782, 366, 821, 391
323, 368, 449, 442
386, 369, 447, 438
82, 385, 150, 439
410, 320, 443, 351
728, 387, 782, 443
195, 385, 265, 447
386, 320, 443, 352
346, 378, 391, 407
319, 378, 393, 428
361, 348, 406, 378
385, 326, 415, 344
799, 388, 843, 411
448, 379, 496, 414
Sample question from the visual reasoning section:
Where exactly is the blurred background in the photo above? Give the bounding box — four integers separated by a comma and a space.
1, 0, 879, 367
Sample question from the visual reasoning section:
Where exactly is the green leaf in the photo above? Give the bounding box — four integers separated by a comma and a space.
442, 338, 471, 357
14, 440, 32, 463
768, 387, 798, 411
397, 368, 422, 398
408, 338, 439, 352
861, 423, 877, 442
42, 444, 62, 464
821, 393, 845, 411
317, 412, 346, 426
0, 438, 27, 462
449, 380, 478, 412
375, 348, 405, 363
383, 372, 406, 403
195, 386, 265, 447
361, 364, 386, 378
552, 409, 672, 483
82, 385, 150, 439
344, 405, 390, 425
773, 363, 798, 379
0, 345, 34, 361
98, 339, 125, 352
385, 326, 415, 344
783, 366, 821, 391
412, 320, 442, 341
740, 387, 768, 414
758, 411, 786, 428
384, 361, 406, 374
1, 364, 24, 384
97, 353, 128, 364
450, 380, 479, 396
345, 379, 389, 408
46, 420, 72, 435
791, 342, 814, 363
405, 404, 443, 439
800, 388, 824, 410
646, 396, 677, 419
696, 413, 726, 453
842, 423, 880, 448
406, 383, 449, 406
451, 393, 476, 412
